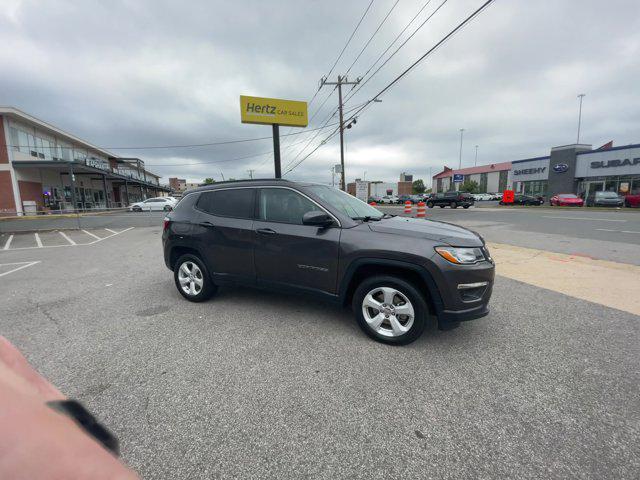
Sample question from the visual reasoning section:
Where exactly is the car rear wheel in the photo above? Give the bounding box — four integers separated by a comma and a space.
463, 205, 470, 209
450, 201, 458, 209
174, 254, 217, 302
353, 275, 427, 345
426, 201, 434, 208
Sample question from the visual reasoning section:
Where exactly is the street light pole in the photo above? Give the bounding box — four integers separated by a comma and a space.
576, 93, 586, 144
474, 145, 479, 166
458, 128, 465, 169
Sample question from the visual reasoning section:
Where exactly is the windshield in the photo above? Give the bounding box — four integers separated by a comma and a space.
307, 185, 384, 220
597, 191, 619, 198
559, 194, 578, 199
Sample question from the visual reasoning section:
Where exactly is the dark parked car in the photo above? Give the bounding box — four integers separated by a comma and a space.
397, 195, 414, 204
162, 179, 494, 345
586, 191, 624, 207
426, 191, 475, 209
500, 194, 543, 206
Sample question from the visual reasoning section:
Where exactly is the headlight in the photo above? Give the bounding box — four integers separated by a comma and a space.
435, 246, 486, 265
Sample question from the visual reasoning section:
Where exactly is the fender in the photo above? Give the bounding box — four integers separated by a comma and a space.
338, 257, 445, 316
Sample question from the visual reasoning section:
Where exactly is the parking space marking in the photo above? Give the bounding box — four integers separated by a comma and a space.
0, 227, 134, 251
596, 228, 640, 234
104, 228, 118, 234
0, 261, 41, 278
34, 232, 43, 248
3, 235, 13, 250
59, 231, 76, 245
542, 216, 625, 222
82, 229, 102, 240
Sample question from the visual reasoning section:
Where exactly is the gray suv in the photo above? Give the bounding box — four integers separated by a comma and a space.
162, 179, 494, 345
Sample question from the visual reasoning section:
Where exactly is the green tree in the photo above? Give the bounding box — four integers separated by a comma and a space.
412, 179, 426, 194
203, 177, 215, 184
459, 180, 479, 193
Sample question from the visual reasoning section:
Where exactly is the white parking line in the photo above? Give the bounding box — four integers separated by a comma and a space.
3, 235, 13, 250
0, 261, 41, 278
1, 227, 134, 251
82, 229, 102, 240
105, 228, 118, 234
596, 228, 640, 234
34, 232, 43, 248
58, 231, 76, 245
542, 216, 626, 222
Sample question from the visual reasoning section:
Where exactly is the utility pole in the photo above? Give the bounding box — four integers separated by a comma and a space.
474, 145, 479, 166
576, 93, 586, 144
247, 169, 255, 179
320, 75, 361, 191
458, 128, 465, 169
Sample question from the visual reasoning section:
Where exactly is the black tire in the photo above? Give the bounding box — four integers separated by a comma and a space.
132, 206, 142, 212
426, 201, 434, 208
439, 205, 445, 208
173, 253, 217, 302
450, 201, 458, 209
463, 205, 470, 209
352, 275, 428, 345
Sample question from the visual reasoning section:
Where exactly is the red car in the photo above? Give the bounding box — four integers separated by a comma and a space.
550, 193, 584, 207
624, 193, 640, 208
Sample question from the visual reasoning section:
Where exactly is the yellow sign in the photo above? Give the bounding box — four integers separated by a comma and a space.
240, 95, 308, 128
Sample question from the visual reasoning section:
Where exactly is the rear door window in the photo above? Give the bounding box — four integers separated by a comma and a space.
196, 188, 255, 219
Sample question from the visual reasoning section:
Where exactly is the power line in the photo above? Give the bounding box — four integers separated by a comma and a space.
145, 137, 311, 167
283, 126, 342, 177
344, 0, 401, 77
286, 0, 496, 176
344, 0, 449, 104
345, 0, 494, 122
280, 1, 374, 147
352, 0, 434, 86
324, 0, 376, 82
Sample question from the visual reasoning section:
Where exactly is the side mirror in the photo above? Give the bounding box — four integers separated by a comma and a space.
302, 210, 334, 227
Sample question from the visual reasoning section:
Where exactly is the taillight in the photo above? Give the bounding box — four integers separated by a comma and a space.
163, 217, 170, 231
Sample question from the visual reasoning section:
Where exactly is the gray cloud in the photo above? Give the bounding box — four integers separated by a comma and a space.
1, 0, 639, 186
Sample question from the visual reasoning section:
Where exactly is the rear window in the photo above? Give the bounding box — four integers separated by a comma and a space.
196, 188, 255, 219
559, 194, 578, 199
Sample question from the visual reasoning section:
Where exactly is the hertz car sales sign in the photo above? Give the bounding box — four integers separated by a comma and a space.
240, 95, 308, 128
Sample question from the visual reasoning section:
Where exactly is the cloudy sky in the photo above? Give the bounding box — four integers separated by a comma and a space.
1, 0, 639, 186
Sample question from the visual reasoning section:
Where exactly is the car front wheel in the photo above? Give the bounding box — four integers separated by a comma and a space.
353, 275, 428, 345
174, 254, 217, 302
426, 201, 434, 208
450, 201, 458, 209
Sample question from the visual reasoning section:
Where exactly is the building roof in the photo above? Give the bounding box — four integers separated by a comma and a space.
433, 162, 512, 178
432, 167, 453, 179
0, 106, 117, 159
1, 106, 164, 181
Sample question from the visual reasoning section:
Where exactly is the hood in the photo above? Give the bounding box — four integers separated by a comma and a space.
367, 216, 483, 247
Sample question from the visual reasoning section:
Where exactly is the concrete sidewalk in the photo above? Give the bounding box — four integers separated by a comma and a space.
489, 242, 640, 316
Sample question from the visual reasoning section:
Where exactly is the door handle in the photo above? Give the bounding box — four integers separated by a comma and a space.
256, 228, 276, 235
198, 221, 215, 228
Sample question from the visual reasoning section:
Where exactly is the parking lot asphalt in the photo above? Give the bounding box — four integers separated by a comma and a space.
1, 225, 639, 479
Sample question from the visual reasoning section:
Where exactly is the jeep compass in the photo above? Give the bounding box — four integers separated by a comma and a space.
162, 179, 494, 345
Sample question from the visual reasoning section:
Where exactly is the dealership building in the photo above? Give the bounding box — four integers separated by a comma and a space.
0, 107, 170, 214
433, 142, 640, 199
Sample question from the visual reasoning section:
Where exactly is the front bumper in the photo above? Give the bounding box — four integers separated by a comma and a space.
428, 252, 495, 328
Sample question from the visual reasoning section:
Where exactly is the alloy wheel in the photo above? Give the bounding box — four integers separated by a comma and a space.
361, 286, 415, 337
177, 261, 204, 296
